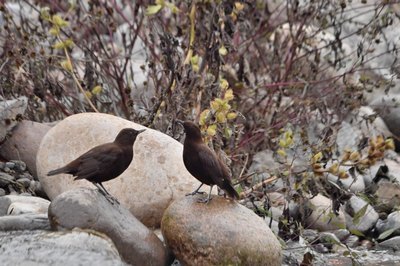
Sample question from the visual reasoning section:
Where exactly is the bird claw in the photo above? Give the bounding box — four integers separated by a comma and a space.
196, 196, 212, 204
185, 191, 205, 196
105, 194, 120, 205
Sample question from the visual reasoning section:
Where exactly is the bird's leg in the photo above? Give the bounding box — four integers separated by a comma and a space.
93, 182, 120, 205
197, 185, 213, 203
186, 183, 205, 196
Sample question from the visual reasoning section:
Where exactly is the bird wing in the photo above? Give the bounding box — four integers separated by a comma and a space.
73, 145, 123, 180
197, 147, 229, 187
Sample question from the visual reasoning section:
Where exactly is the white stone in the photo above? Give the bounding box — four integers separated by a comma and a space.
0, 195, 50, 216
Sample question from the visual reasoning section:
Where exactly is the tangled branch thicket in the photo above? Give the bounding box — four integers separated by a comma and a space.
1, 0, 399, 236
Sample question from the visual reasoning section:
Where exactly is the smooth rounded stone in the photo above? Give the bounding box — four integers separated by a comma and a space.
336, 121, 363, 155
0, 188, 5, 196
302, 229, 319, 243
344, 195, 379, 234
385, 159, 400, 182
161, 195, 282, 266
327, 172, 365, 193
374, 180, 400, 213
304, 194, 346, 231
48, 188, 168, 266
248, 149, 282, 182
0, 230, 126, 266
0, 96, 28, 143
37, 113, 201, 227
5, 161, 16, 169
9, 160, 26, 172
0, 195, 50, 216
0, 172, 15, 187
0, 120, 51, 178
318, 232, 341, 248
0, 213, 50, 231
17, 177, 31, 188
344, 235, 360, 248
17, 172, 33, 180
332, 229, 351, 242
378, 236, 400, 252
376, 211, 400, 239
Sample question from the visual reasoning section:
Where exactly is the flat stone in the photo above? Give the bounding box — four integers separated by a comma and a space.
0, 230, 126, 266
0, 213, 50, 231
161, 195, 282, 266
48, 188, 168, 266
376, 211, 400, 239
0, 172, 15, 187
0, 195, 50, 216
345, 195, 379, 234
36, 113, 201, 227
304, 194, 346, 231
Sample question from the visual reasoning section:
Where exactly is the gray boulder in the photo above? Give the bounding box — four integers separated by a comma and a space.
48, 188, 168, 266
161, 195, 282, 266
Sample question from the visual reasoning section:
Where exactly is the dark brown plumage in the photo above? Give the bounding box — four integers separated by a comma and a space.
180, 121, 239, 203
47, 128, 145, 204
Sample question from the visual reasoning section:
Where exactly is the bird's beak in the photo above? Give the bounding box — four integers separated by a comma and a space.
137, 129, 146, 134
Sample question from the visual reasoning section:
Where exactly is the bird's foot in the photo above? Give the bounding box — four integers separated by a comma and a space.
105, 194, 120, 205
185, 191, 205, 196
98, 189, 120, 205
196, 195, 212, 204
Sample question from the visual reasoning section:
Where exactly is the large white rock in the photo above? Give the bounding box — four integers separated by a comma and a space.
36, 113, 200, 227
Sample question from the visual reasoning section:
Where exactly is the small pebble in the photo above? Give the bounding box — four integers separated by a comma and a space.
10, 160, 26, 172
18, 178, 31, 188
5, 161, 16, 169
313, 243, 329, 253
0, 162, 5, 170
0, 188, 6, 196
0, 173, 15, 187
344, 235, 359, 248
17, 172, 33, 181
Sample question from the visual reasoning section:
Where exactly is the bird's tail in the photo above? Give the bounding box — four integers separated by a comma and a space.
47, 167, 68, 176
223, 179, 240, 199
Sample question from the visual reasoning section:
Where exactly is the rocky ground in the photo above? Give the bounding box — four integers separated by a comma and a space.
2, 111, 400, 265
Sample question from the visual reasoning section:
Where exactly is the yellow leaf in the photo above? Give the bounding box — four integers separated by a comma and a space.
40, 8, 51, 21
207, 124, 217, 136
216, 112, 227, 123
385, 138, 395, 150
349, 151, 361, 162
145, 4, 163, 16
60, 60, 72, 72
235, 2, 245, 11
277, 149, 286, 157
279, 139, 287, 148
227, 112, 237, 120
155, 0, 165, 4
312, 152, 323, 163
339, 170, 349, 179
85, 91, 92, 99
219, 45, 228, 56
165, 2, 180, 13
52, 15, 69, 28
220, 78, 229, 90
224, 89, 234, 101
328, 162, 339, 175
221, 101, 231, 111
91, 85, 102, 95
224, 127, 232, 138
210, 100, 220, 111
49, 26, 60, 36
199, 109, 210, 126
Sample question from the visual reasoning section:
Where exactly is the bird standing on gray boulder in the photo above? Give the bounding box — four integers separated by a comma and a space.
179, 120, 239, 203
47, 128, 145, 204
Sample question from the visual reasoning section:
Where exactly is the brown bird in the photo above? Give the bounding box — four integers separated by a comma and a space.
47, 128, 145, 204
179, 120, 239, 203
